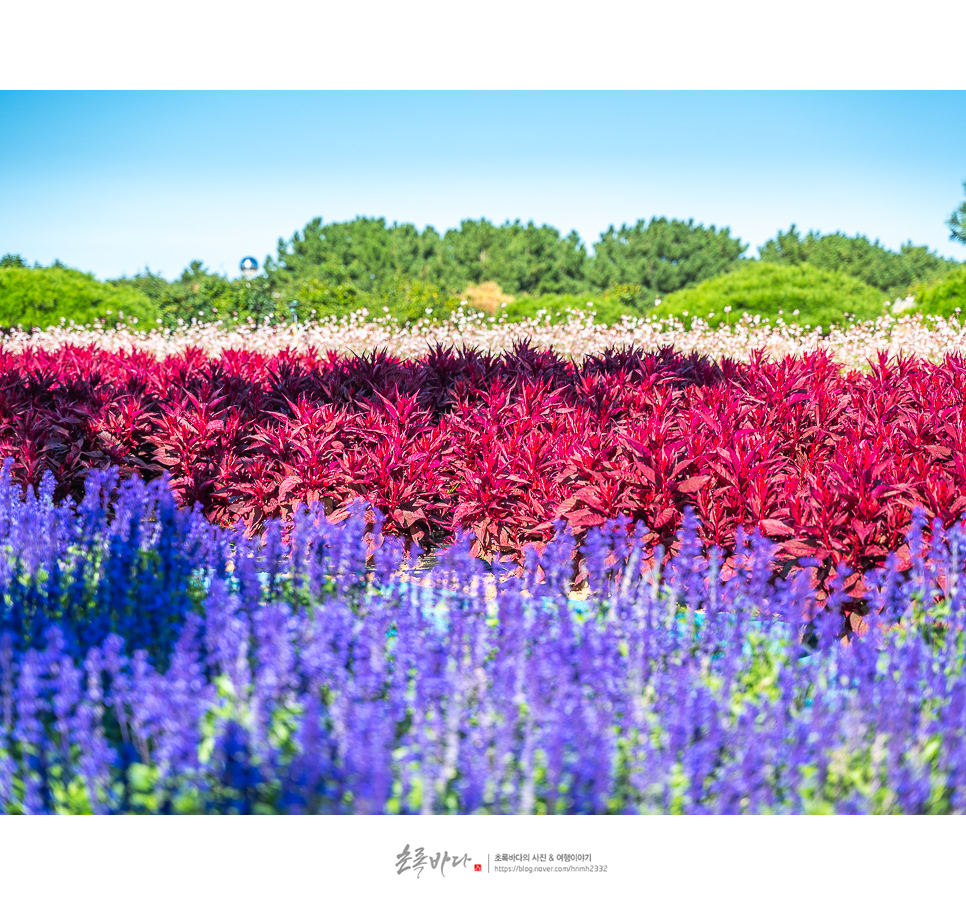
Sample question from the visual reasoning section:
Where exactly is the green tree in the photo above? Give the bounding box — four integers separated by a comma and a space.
948, 180, 966, 246
759, 225, 957, 300
284, 265, 362, 320
266, 216, 447, 294
439, 219, 587, 295
384, 222, 448, 285
585, 217, 747, 297
267, 215, 588, 299
757, 225, 807, 264
114, 261, 278, 326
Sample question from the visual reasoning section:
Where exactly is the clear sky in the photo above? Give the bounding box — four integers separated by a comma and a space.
1, 90, 964, 281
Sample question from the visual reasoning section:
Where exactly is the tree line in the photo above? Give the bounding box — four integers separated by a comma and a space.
1, 210, 964, 329
260, 214, 959, 304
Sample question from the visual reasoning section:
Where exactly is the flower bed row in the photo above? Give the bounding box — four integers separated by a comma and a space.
4, 343, 966, 611
1, 467, 964, 814
5, 309, 966, 368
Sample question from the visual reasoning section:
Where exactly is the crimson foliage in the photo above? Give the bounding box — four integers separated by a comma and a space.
3, 342, 966, 600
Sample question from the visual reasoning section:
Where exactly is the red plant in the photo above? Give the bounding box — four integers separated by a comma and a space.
3, 341, 966, 597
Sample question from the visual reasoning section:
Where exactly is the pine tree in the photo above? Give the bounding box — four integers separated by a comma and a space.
948, 181, 966, 246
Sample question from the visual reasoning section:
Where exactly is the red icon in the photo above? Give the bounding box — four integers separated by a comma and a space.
474, 864, 482, 872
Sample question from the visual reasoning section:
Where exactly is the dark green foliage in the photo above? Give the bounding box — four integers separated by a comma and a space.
266, 215, 589, 298
114, 261, 279, 326
948, 181, 966, 246
0, 265, 159, 331
759, 225, 959, 300
372, 275, 465, 325
265, 216, 449, 293
286, 271, 465, 325
584, 217, 748, 297
263, 217, 469, 324
651, 261, 886, 331
438, 218, 588, 295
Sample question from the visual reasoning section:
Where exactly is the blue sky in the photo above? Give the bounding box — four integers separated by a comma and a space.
1, 90, 964, 280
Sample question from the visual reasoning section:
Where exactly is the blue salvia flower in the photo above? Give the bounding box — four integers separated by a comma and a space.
13, 648, 47, 813
101, 633, 132, 750
155, 614, 211, 795
76, 647, 117, 814
250, 600, 296, 767
47, 627, 80, 767
203, 577, 249, 698
127, 648, 162, 767
283, 690, 328, 813
0, 632, 15, 807
209, 719, 261, 814
3, 465, 966, 812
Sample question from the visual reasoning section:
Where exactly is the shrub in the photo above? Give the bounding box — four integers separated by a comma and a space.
115, 264, 278, 328
913, 263, 966, 318
0, 265, 159, 331
458, 281, 513, 315
651, 261, 887, 331
758, 225, 959, 300
500, 291, 633, 325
